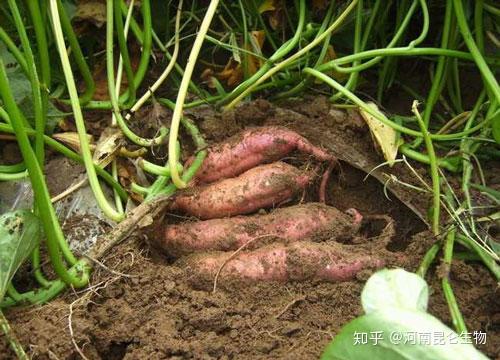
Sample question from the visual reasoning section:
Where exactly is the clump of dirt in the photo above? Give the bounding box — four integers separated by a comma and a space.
1, 99, 498, 359
44, 157, 85, 197
1, 142, 23, 165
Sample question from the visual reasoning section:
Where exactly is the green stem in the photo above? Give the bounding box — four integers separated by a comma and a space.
422, 0, 453, 129
0, 171, 27, 181
0, 162, 25, 173
453, 0, 500, 104
32, 245, 52, 288
56, 0, 95, 104
168, 0, 220, 188
113, 0, 136, 105
416, 243, 440, 278
139, 159, 182, 177
302, 68, 497, 140
106, 0, 167, 147
320, 47, 500, 72
456, 233, 500, 280
442, 229, 468, 333
0, 310, 27, 359
0, 58, 88, 286
0, 121, 127, 201
26, 0, 51, 162
132, 0, 152, 89
399, 144, 460, 172
225, 0, 359, 109
334, 0, 427, 75
0, 27, 28, 73
413, 101, 441, 235
330, 0, 364, 101
219, 0, 307, 106
8, 0, 46, 166
51, 0, 125, 222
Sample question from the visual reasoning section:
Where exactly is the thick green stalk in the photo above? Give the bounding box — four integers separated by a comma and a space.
113, 0, 136, 105
8, 0, 46, 166
330, 0, 363, 101
0, 171, 27, 181
105, 0, 167, 147
26, 0, 51, 91
0, 311, 27, 359
0, 58, 88, 286
331, 0, 429, 75
421, 0, 453, 128
56, 0, 95, 104
303, 68, 497, 141
320, 47, 500, 73
225, 0, 358, 109
132, 0, 152, 89
442, 229, 468, 333
51, 0, 125, 222
0, 162, 25, 173
168, 0, 221, 188
218, 0, 307, 106
0, 27, 28, 73
453, 0, 500, 105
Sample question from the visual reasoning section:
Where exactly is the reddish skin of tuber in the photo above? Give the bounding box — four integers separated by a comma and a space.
181, 242, 384, 284
158, 203, 363, 256
186, 126, 335, 184
172, 162, 313, 219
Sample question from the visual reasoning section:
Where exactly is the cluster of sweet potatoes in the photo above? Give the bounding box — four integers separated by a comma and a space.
153, 126, 385, 287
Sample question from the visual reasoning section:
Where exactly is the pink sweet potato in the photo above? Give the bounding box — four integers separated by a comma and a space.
172, 162, 314, 219
158, 203, 363, 256
181, 242, 384, 285
187, 126, 335, 184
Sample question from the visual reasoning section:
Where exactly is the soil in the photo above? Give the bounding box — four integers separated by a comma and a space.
1, 99, 498, 359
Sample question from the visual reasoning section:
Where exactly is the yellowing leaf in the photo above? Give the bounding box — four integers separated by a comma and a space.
75, 1, 107, 28
258, 0, 276, 13
52, 132, 94, 154
208, 31, 266, 88
245, 31, 266, 75
359, 102, 399, 165
217, 58, 243, 87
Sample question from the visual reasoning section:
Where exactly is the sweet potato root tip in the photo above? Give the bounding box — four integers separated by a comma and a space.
172, 162, 314, 219
181, 242, 384, 286
319, 161, 336, 203
157, 203, 363, 256
188, 126, 336, 183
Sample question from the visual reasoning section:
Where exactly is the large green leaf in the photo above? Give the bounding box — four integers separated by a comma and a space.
5, 68, 68, 133
0, 210, 41, 301
361, 268, 428, 313
321, 269, 488, 360
321, 309, 488, 360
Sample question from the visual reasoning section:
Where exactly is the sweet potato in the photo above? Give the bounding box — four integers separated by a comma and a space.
187, 126, 335, 184
172, 162, 314, 219
181, 242, 384, 286
158, 203, 363, 256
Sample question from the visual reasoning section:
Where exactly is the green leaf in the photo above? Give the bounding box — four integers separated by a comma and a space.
17, 97, 68, 134
5, 68, 69, 133
361, 268, 429, 313
6, 68, 31, 102
0, 210, 41, 301
321, 309, 488, 360
0, 42, 18, 71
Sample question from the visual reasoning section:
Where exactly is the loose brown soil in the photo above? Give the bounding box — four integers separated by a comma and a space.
1, 99, 498, 359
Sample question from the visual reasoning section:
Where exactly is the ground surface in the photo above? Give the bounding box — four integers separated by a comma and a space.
1, 99, 498, 359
